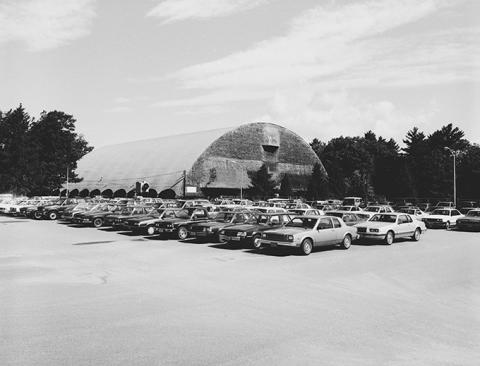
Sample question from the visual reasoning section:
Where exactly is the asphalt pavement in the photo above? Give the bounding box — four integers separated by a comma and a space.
1, 217, 479, 365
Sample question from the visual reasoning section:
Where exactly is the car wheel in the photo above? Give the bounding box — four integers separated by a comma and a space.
48, 212, 57, 220
93, 218, 103, 228
177, 226, 188, 240
252, 234, 261, 249
146, 226, 155, 235
300, 239, 313, 255
385, 231, 394, 245
34, 211, 42, 220
445, 221, 450, 230
341, 234, 352, 249
412, 228, 421, 241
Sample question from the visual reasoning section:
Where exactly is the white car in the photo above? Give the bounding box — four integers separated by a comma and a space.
422, 208, 464, 229
356, 213, 427, 245
399, 207, 428, 220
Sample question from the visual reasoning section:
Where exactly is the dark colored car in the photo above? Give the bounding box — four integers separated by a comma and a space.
103, 206, 153, 228
218, 213, 291, 246
124, 208, 178, 235
459, 201, 479, 215
26, 198, 66, 219
154, 207, 210, 239
187, 211, 256, 241
73, 204, 127, 227
60, 202, 98, 222
456, 209, 480, 231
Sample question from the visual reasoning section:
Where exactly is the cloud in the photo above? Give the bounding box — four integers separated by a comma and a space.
0, 0, 96, 51
162, 0, 476, 97
257, 88, 441, 145
147, 0, 271, 23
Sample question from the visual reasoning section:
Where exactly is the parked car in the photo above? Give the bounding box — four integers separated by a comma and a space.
362, 205, 394, 214
41, 199, 80, 220
455, 209, 480, 231
336, 205, 363, 212
398, 207, 428, 220
124, 208, 179, 235
422, 208, 464, 229
187, 211, 256, 241
326, 211, 368, 226
73, 203, 127, 227
342, 197, 363, 207
103, 205, 153, 228
154, 207, 211, 239
287, 208, 324, 216
217, 213, 292, 246
356, 213, 426, 245
257, 215, 357, 255
458, 201, 479, 215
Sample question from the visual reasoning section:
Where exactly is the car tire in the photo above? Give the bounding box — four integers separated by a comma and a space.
412, 228, 421, 241
385, 231, 394, 245
34, 211, 42, 220
177, 226, 188, 240
93, 218, 103, 228
48, 211, 57, 220
252, 234, 261, 249
300, 239, 313, 255
341, 234, 352, 249
445, 221, 450, 230
146, 226, 155, 235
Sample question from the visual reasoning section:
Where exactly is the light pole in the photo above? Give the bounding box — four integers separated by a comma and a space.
444, 147, 460, 207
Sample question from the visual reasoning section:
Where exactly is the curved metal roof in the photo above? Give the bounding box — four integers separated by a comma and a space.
69, 126, 234, 193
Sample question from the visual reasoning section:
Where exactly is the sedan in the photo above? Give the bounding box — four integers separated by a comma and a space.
257, 216, 357, 255
356, 213, 426, 245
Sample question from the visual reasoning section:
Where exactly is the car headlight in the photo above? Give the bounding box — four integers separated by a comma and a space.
237, 232, 247, 237
262, 233, 267, 238
370, 228, 379, 233
206, 227, 213, 232
220, 230, 225, 235
287, 235, 294, 241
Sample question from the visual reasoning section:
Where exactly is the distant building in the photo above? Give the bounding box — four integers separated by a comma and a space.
65, 122, 326, 198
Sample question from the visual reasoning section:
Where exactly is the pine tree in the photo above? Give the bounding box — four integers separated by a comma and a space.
248, 164, 276, 199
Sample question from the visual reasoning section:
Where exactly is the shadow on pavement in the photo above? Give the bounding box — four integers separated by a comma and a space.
73, 240, 116, 246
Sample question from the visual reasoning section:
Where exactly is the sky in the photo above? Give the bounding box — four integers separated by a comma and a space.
0, 0, 479, 148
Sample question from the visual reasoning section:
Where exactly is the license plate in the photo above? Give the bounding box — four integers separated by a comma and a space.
231, 237, 240, 241
269, 242, 277, 247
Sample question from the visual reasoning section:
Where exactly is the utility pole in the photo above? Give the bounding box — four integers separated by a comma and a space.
183, 170, 186, 198
66, 165, 69, 198
444, 147, 459, 207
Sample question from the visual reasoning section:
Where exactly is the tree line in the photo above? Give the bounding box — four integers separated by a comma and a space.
308, 123, 480, 202
0, 105, 93, 196
248, 123, 479, 202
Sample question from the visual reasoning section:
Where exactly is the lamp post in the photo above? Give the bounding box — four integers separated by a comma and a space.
444, 147, 460, 207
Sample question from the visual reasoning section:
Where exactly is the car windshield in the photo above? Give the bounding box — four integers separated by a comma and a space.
174, 209, 190, 219
286, 217, 317, 229
401, 209, 416, 215
338, 206, 352, 211
432, 209, 450, 215
328, 212, 343, 218
370, 214, 397, 223
365, 206, 379, 212
466, 211, 480, 217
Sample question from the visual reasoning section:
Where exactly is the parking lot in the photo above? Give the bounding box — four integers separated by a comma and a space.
1, 217, 479, 366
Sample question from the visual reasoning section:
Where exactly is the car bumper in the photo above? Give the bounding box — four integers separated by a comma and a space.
358, 233, 385, 240
424, 221, 447, 228
155, 227, 175, 233
258, 239, 298, 248
456, 223, 480, 231
218, 234, 244, 242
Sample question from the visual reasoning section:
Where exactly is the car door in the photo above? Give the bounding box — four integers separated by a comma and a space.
312, 217, 336, 246
331, 217, 344, 243
397, 215, 413, 237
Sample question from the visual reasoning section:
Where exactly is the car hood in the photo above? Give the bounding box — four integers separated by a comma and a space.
425, 215, 450, 220
224, 223, 267, 232
357, 222, 394, 229
264, 227, 312, 235
193, 221, 232, 229
457, 217, 480, 222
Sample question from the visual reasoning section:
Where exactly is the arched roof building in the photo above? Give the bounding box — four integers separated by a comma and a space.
67, 122, 326, 197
